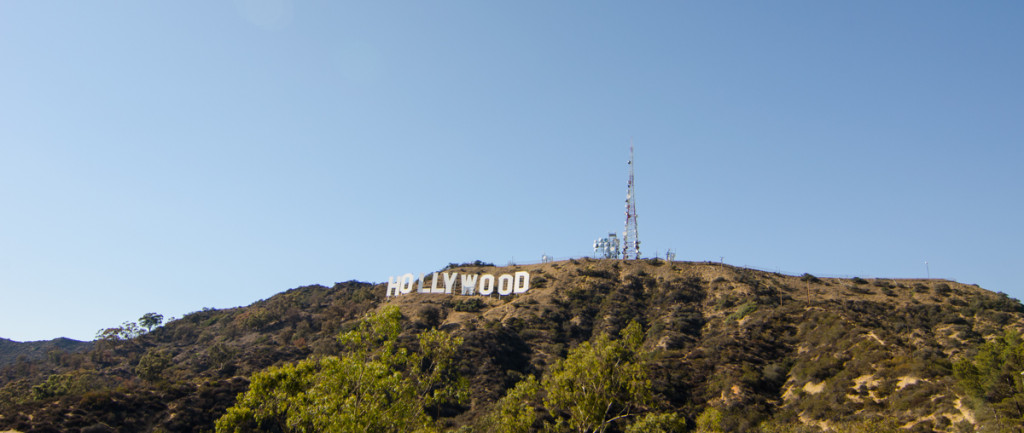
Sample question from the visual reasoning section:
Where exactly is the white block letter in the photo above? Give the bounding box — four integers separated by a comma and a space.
514, 271, 530, 293
479, 274, 495, 295
461, 274, 478, 295
497, 274, 514, 296
442, 272, 458, 294
387, 276, 401, 297
400, 273, 416, 294
417, 274, 428, 293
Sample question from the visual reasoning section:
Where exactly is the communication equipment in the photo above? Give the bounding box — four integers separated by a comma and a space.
594, 233, 620, 259
623, 143, 641, 259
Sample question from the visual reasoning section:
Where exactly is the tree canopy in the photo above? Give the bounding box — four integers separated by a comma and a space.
954, 329, 1024, 431
138, 313, 164, 332
484, 321, 683, 433
215, 306, 466, 433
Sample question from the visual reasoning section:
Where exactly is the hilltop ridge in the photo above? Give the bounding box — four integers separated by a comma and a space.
1, 259, 1021, 432
0, 337, 91, 369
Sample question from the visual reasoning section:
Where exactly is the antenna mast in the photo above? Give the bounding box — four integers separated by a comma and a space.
623, 142, 640, 259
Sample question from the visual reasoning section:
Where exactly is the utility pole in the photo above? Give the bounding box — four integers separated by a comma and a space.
806, 278, 811, 307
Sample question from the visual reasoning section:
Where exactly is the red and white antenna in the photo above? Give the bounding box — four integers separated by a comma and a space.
623, 141, 640, 259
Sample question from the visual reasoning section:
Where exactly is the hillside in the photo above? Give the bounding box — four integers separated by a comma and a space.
1, 259, 1022, 432
0, 337, 92, 369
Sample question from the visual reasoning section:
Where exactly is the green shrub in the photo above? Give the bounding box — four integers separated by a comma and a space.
238, 308, 277, 330
727, 301, 757, 321
759, 420, 820, 433
625, 412, 686, 433
578, 267, 615, 279
32, 374, 74, 400
831, 418, 901, 433
846, 285, 873, 295
800, 273, 821, 283
31, 370, 102, 400
454, 298, 486, 312
695, 407, 723, 432
136, 350, 172, 382
715, 295, 736, 309
445, 260, 495, 270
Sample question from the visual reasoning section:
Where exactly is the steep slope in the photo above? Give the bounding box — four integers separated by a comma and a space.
0, 260, 1020, 432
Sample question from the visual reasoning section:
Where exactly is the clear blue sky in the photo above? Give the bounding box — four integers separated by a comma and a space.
2, 1, 1022, 342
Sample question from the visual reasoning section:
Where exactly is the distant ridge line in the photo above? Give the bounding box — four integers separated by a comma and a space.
482, 256, 952, 283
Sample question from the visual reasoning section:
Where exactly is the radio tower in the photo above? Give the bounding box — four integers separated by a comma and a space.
623, 142, 640, 259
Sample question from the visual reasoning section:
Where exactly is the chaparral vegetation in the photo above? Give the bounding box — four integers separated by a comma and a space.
2, 259, 1023, 432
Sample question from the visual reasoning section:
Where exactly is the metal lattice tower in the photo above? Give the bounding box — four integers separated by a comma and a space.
623, 143, 640, 259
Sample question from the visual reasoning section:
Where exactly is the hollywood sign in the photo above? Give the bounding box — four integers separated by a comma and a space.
386, 271, 530, 297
